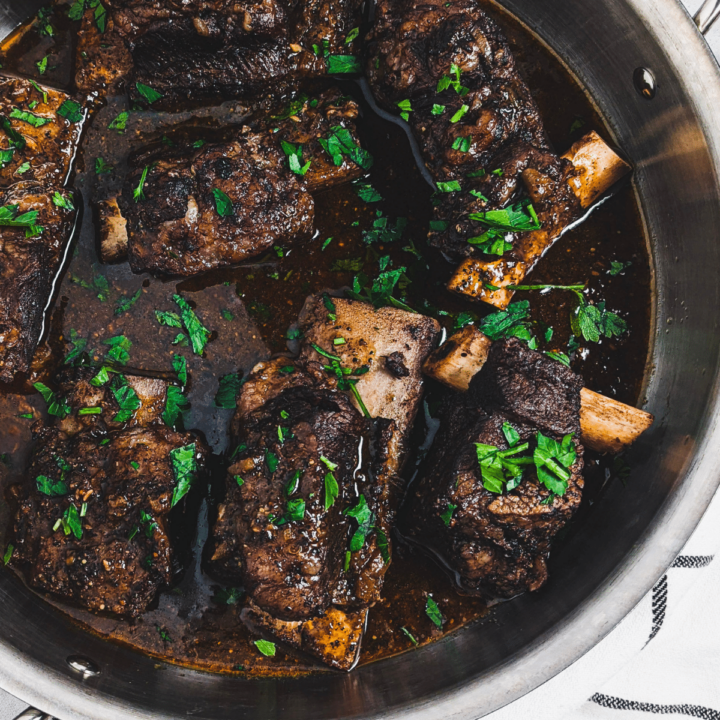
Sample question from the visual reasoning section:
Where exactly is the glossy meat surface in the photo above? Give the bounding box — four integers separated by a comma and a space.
11, 369, 209, 617
404, 338, 585, 598
365, 0, 580, 259
0, 183, 76, 383
75, 0, 363, 104
101, 90, 366, 276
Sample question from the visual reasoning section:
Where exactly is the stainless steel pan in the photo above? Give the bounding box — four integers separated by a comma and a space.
3, 0, 720, 717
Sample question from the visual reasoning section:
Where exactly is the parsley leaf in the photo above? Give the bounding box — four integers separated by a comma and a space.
425, 596, 443, 628
324, 472, 339, 510
51, 191, 74, 211
212, 188, 235, 216
173, 294, 211, 355
114, 288, 142, 316
135, 82, 163, 105
163, 386, 189, 427
609, 260, 632, 276
280, 140, 311, 176
33, 382, 70, 418
111, 377, 141, 423
155, 310, 182, 328
318, 126, 373, 169
170, 444, 198, 507
431, 104, 445, 115
345, 494, 375, 552
437, 180, 461, 193
55, 504, 82, 539
361, 210, 406, 245
95, 156, 113, 175
215, 373, 244, 409
0, 204, 43, 237
440, 503, 457, 527
353, 181, 383, 203
57, 100, 83, 123
478, 301, 534, 343
133, 165, 149, 202
326, 55, 362, 74
108, 111, 128, 134
36, 475, 69, 497
345, 27, 359, 43
570, 298, 627, 343
254, 639, 276, 657
10, 107, 51, 128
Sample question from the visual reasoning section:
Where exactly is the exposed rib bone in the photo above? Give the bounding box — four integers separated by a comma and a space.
422, 325, 653, 453
447, 132, 631, 309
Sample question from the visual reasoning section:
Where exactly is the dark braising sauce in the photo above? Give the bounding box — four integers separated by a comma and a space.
0, 1, 652, 675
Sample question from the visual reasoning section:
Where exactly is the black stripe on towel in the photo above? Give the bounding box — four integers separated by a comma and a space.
648, 574, 667, 642
671, 555, 714, 569
591, 693, 720, 719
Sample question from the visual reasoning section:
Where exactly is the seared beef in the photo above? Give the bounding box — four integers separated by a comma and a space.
404, 337, 584, 598
0, 183, 77, 383
0, 78, 86, 189
75, 0, 364, 105
10, 369, 209, 617
365, 0, 580, 259
209, 296, 440, 668
100, 90, 366, 276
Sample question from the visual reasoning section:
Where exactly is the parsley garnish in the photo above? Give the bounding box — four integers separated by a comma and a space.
95, 157, 113, 175
437, 63, 469, 95
324, 471, 339, 510
452, 136, 471, 152
37, 56, 49, 75
254, 639, 276, 657
319, 126, 373, 169
326, 55, 362, 74
135, 82, 163, 105
3, 545, 13, 565
170, 444, 198, 507
280, 140, 311, 176
0, 204, 43, 238
570, 298, 627, 343
215, 373, 243, 409
108, 111, 128, 134
353, 181, 382, 203
397, 98, 412, 121
53, 504, 82, 539
437, 180, 461, 193
173, 294, 211, 355
10, 107, 51, 128
450, 105, 469, 123
163, 386, 189, 427
212, 188, 235, 216
431, 104, 445, 115
114, 288, 142, 316
609, 260, 632, 276
345, 27, 359, 43
401, 626, 418, 645
440, 503, 457, 527
57, 100, 83, 123
111, 376, 141, 423
311, 343, 371, 417
155, 310, 182, 328
36, 475, 69, 497
133, 165, 149, 202
345, 494, 375, 552
33, 382, 70, 418
51, 191, 74, 211
361, 210, 406, 245
425, 596, 443, 627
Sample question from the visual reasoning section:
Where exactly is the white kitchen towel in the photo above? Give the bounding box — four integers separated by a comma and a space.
488, 477, 720, 720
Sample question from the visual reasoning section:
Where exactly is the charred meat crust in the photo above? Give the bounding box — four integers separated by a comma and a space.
404, 337, 585, 599
0, 184, 77, 383
365, 0, 580, 259
210, 380, 395, 621
75, 0, 364, 105
104, 89, 364, 276
10, 368, 209, 617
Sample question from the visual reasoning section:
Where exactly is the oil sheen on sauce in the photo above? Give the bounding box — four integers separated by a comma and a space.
0, 1, 652, 676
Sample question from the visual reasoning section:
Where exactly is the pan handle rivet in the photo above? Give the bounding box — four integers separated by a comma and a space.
633, 67, 656, 99
66, 655, 101, 679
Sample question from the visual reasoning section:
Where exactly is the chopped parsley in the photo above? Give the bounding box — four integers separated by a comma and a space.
10, 108, 51, 128
437, 63, 469, 95
478, 301, 535, 344
133, 165, 150, 202
397, 98, 412, 121
163, 386, 189, 427
326, 55, 362, 74
0, 204, 43, 238
170, 444, 198, 507
265, 449, 279, 473
319, 126, 373, 169
353, 181, 383, 203
215, 373, 244, 409
345, 27, 360, 43
33, 382, 70, 418
440, 503, 457, 527
212, 188, 235, 216
609, 260, 632, 276
3, 545, 13, 565
254, 639, 276, 657
173, 294, 211, 355
452, 135, 471, 152
362, 210, 406, 245
95, 157, 113, 175
36, 475, 69, 497
111, 376, 141, 423
108, 111, 128, 134
450, 104, 469, 123
114, 288, 142, 316
324, 471, 339, 510
311, 343, 371, 417
36, 56, 49, 75
570, 298, 627, 344
431, 104, 446, 115
425, 596, 443, 628
345, 494, 375, 552
280, 140, 311, 176
53, 504, 82, 540
57, 100, 83, 124
51, 191, 74, 211
135, 82, 164, 105
437, 180, 461, 193
401, 626, 418, 645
